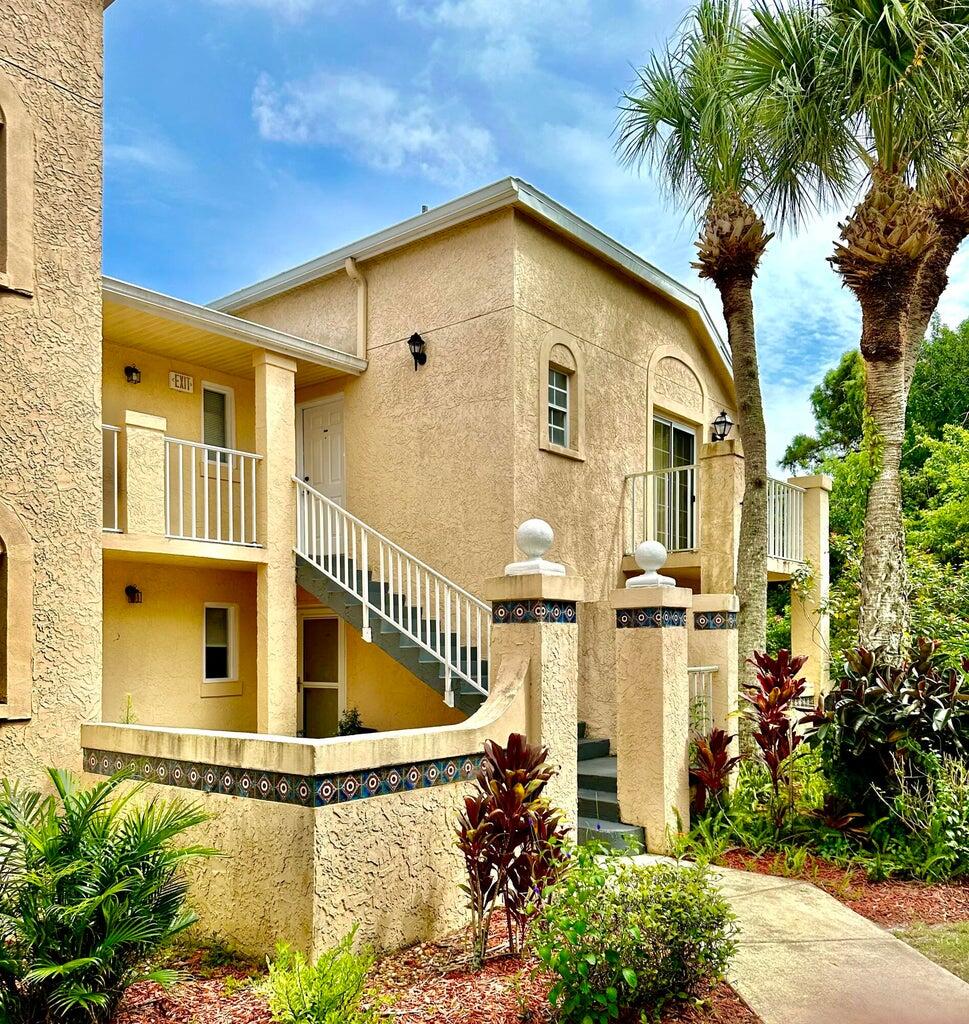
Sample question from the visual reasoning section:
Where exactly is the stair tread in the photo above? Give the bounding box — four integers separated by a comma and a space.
577, 756, 617, 777
577, 815, 642, 835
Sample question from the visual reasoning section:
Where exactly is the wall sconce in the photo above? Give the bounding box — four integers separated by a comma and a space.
124, 585, 143, 605
124, 365, 142, 385
711, 410, 734, 442
407, 333, 427, 371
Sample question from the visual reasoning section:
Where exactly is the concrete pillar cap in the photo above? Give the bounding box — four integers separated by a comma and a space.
504, 518, 565, 576
627, 541, 675, 588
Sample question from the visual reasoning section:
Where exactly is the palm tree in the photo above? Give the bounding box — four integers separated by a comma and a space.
739, 0, 969, 659
617, 0, 828, 684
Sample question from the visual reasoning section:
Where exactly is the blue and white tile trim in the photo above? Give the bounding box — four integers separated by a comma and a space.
615, 607, 688, 629
693, 610, 738, 630
83, 747, 484, 807
492, 599, 577, 624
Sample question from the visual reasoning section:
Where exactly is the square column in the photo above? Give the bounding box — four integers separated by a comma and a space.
485, 573, 584, 826
124, 410, 167, 536
611, 585, 693, 854
698, 439, 744, 594
688, 594, 740, 764
789, 474, 832, 695
253, 351, 298, 736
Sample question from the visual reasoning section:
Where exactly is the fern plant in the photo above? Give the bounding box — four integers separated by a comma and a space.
0, 768, 213, 1024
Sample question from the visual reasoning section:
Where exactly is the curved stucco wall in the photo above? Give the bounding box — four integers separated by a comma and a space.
0, 0, 104, 784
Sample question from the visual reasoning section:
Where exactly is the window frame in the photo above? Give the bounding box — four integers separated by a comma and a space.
202, 602, 239, 690
200, 381, 235, 464
547, 366, 570, 448
538, 331, 585, 462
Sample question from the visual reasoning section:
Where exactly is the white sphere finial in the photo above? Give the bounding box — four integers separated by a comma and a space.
627, 540, 675, 588
505, 518, 565, 576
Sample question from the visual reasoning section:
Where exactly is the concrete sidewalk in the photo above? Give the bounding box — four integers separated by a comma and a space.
631, 856, 969, 1024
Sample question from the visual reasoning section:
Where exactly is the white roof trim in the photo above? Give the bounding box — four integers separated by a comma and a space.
102, 276, 367, 375
211, 177, 730, 370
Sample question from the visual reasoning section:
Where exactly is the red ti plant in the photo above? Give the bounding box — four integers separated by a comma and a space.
455, 733, 569, 964
742, 650, 808, 829
689, 728, 740, 814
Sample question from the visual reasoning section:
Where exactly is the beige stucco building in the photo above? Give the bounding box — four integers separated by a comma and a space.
0, 1, 830, 953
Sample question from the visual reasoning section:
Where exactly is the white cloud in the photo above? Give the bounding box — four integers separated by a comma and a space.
207, 0, 333, 17
105, 131, 192, 177
252, 71, 495, 186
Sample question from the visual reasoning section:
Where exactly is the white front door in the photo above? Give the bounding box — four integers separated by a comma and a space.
300, 396, 345, 505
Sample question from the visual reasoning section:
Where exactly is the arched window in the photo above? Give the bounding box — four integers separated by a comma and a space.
0, 503, 33, 720
0, 72, 34, 296
539, 330, 585, 461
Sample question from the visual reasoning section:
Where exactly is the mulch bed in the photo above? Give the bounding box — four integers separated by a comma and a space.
115, 925, 761, 1024
718, 850, 969, 928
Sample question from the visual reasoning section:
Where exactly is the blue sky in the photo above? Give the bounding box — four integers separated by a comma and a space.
103, 0, 969, 470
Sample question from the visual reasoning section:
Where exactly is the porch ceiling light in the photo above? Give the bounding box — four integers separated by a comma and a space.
407, 332, 427, 370
124, 364, 142, 384
124, 584, 143, 604
711, 410, 733, 442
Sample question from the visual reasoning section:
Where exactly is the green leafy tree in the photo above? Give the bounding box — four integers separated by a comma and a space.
909, 425, 969, 565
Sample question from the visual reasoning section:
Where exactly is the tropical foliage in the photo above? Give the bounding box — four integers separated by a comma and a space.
0, 769, 212, 1024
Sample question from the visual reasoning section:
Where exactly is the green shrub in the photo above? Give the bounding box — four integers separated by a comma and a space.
530, 845, 736, 1022
266, 931, 382, 1024
0, 768, 213, 1024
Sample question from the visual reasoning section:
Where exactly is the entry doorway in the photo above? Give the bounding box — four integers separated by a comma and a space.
298, 394, 345, 506
298, 611, 345, 738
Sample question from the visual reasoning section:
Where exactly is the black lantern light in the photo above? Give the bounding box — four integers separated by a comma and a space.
124, 365, 142, 385
711, 410, 734, 442
124, 584, 143, 605
407, 332, 427, 371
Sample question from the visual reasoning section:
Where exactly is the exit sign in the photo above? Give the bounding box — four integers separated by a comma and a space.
169, 372, 194, 394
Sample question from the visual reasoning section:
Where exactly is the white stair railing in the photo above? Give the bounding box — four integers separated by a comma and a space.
688, 664, 717, 733
294, 478, 490, 702
165, 438, 261, 546
624, 464, 697, 555
767, 478, 805, 562
102, 424, 121, 532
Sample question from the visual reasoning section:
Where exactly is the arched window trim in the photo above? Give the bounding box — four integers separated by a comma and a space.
0, 502, 33, 721
538, 328, 585, 462
0, 71, 35, 296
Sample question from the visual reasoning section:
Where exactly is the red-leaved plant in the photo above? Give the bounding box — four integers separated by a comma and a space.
456, 733, 569, 964
743, 650, 808, 829
689, 728, 740, 814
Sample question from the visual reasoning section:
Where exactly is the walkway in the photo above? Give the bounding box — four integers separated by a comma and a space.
631, 856, 969, 1024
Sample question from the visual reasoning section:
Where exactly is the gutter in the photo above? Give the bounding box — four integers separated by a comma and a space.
344, 257, 368, 361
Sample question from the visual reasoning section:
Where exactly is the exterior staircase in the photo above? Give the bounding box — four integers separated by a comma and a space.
294, 479, 490, 718
577, 722, 645, 851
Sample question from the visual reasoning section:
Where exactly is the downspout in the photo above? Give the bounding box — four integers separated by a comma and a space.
344, 257, 368, 361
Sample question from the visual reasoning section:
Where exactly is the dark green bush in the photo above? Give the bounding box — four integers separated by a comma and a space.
530, 844, 736, 1022
0, 769, 213, 1024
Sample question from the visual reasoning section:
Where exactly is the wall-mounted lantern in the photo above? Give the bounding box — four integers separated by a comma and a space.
407, 333, 427, 371
124, 584, 143, 605
711, 410, 734, 442
124, 365, 142, 385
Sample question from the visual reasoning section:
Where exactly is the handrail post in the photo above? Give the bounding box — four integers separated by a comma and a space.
360, 530, 372, 642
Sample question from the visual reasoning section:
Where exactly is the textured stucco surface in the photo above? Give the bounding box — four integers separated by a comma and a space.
102, 560, 257, 731
0, 0, 103, 784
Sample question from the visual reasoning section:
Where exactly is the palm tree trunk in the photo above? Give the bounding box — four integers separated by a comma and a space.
719, 275, 769, 687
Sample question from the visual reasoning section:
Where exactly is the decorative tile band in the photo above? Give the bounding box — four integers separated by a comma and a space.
693, 611, 738, 630
615, 607, 688, 629
82, 748, 484, 808
492, 599, 577, 624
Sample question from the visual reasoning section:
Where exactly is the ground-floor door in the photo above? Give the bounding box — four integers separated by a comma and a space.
298, 611, 344, 738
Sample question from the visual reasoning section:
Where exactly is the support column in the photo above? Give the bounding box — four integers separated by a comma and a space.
688, 594, 740, 762
253, 351, 298, 736
698, 439, 744, 594
790, 474, 832, 696
123, 410, 167, 536
612, 569, 692, 854
484, 520, 583, 825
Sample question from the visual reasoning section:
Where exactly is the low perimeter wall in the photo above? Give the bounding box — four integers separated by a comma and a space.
80, 654, 530, 956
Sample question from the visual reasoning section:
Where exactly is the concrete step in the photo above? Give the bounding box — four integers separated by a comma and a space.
577, 816, 644, 852
578, 786, 621, 823
577, 737, 610, 761
577, 755, 617, 794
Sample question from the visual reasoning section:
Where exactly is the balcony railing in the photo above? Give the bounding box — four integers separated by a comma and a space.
102, 424, 121, 533
165, 438, 261, 546
768, 478, 805, 563
624, 465, 697, 555
688, 664, 717, 732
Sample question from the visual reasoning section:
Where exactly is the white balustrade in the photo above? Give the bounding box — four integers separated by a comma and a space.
294, 478, 490, 702
165, 438, 261, 546
624, 464, 697, 555
688, 664, 717, 733
768, 478, 805, 563
102, 424, 121, 533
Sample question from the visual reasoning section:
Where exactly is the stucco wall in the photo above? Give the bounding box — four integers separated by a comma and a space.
0, 0, 104, 783
102, 561, 257, 731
